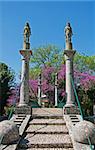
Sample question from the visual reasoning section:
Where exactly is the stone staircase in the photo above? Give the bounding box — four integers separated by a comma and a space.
17, 108, 74, 150
14, 114, 26, 128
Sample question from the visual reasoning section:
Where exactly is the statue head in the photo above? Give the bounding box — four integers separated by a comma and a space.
67, 22, 70, 27
26, 22, 29, 27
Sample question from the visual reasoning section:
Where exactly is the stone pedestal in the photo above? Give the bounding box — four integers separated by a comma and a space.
64, 49, 76, 107
15, 50, 32, 114
66, 42, 72, 50
15, 105, 32, 114
63, 105, 80, 114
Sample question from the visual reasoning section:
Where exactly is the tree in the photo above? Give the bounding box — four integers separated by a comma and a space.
30, 45, 95, 79
31, 45, 63, 67
29, 65, 66, 105
29, 64, 95, 115
74, 53, 95, 74
0, 63, 15, 115
30, 45, 64, 79
76, 72, 95, 116
29, 45, 95, 114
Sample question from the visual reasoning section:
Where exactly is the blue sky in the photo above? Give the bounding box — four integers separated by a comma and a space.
0, 1, 95, 82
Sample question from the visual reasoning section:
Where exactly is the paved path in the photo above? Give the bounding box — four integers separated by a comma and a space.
17, 108, 74, 150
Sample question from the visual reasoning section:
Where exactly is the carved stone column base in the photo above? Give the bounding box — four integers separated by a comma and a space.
15, 105, 32, 115
63, 105, 80, 115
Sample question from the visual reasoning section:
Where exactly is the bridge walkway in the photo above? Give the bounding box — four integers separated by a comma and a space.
17, 108, 74, 150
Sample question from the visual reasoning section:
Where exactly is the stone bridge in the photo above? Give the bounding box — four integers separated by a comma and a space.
0, 22, 95, 150
0, 108, 93, 150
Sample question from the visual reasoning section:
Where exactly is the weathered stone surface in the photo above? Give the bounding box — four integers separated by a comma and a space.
63, 106, 80, 114
20, 134, 73, 148
29, 118, 66, 125
0, 120, 19, 144
32, 108, 63, 117
15, 105, 32, 114
64, 49, 76, 107
73, 120, 95, 144
19, 148, 74, 150
26, 125, 68, 134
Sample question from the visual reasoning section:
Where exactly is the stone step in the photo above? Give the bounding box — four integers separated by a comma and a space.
19, 134, 73, 148
69, 115, 77, 117
15, 122, 22, 126
18, 114, 26, 117
14, 119, 23, 122
29, 119, 66, 125
70, 117, 78, 119
19, 148, 74, 150
71, 120, 80, 122
26, 125, 68, 134
16, 117, 25, 120
32, 108, 63, 115
32, 108, 63, 119
32, 115, 63, 119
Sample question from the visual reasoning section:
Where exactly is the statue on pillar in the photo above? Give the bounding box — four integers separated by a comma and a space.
24, 22, 31, 43
65, 22, 73, 43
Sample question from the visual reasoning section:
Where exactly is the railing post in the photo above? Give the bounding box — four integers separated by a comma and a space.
38, 74, 41, 106
55, 73, 58, 107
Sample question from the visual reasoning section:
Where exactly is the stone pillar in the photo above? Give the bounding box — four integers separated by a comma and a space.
19, 50, 32, 106
55, 73, 58, 107
15, 22, 32, 114
63, 22, 80, 114
64, 50, 76, 106
38, 74, 41, 106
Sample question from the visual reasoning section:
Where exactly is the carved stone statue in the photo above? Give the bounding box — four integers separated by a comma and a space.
65, 22, 73, 43
24, 22, 31, 43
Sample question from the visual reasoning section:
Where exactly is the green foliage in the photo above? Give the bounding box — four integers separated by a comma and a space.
4, 106, 14, 119
0, 62, 15, 115
30, 45, 64, 79
77, 87, 94, 117
30, 45, 95, 80
31, 45, 64, 68
74, 53, 95, 73
29, 67, 41, 80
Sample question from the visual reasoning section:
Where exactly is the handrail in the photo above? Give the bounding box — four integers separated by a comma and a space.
70, 74, 94, 150
70, 75, 84, 120
8, 106, 14, 120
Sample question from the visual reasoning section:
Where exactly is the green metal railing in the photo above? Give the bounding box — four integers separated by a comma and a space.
8, 106, 15, 120
70, 75, 83, 120
57, 99, 65, 108
70, 75, 94, 150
